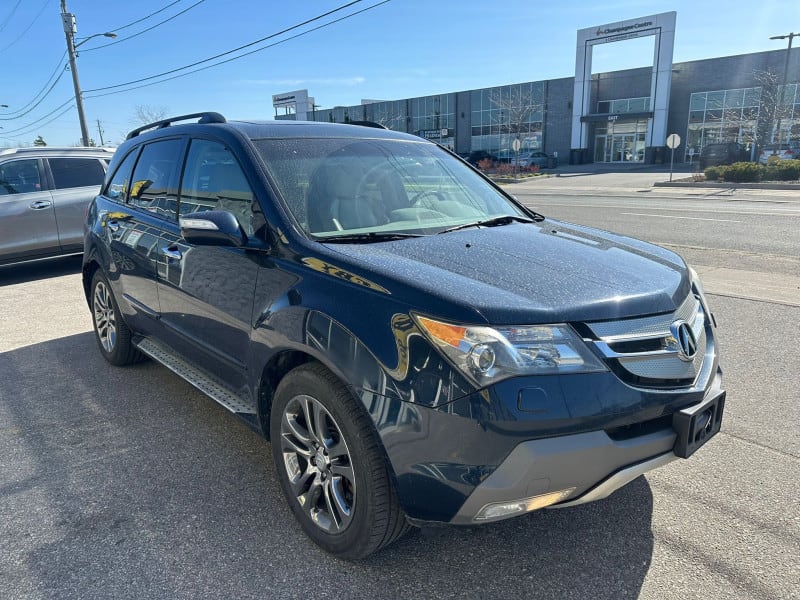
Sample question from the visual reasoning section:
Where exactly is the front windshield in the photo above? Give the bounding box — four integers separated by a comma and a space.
253, 137, 527, 239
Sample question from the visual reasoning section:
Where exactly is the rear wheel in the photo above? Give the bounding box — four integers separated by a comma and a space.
90, 270, 142, 366
270, 362, 409, 559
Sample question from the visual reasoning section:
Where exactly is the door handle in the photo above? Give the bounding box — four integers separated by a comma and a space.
29, 200, 52, 210
162, 247, 183, 261
106, 220, 121, 233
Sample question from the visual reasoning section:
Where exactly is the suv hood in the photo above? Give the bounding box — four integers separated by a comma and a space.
317, 219, 690, 324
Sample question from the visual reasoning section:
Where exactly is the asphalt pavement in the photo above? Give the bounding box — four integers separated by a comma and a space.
1, 174, 798, 599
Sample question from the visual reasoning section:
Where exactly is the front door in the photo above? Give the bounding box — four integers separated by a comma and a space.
0, 158, 58, 262
156, 138, 265, 397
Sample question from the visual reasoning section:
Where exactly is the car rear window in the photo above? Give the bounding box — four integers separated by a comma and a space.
49, 157, 106, 189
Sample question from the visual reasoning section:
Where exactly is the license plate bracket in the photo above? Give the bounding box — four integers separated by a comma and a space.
672, 391, 725, 458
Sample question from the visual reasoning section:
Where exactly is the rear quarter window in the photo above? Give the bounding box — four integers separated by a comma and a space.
49, 157, 106, 189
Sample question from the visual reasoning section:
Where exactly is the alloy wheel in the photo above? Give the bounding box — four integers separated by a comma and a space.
93, 280, 117, 353
280, 394, 356, 533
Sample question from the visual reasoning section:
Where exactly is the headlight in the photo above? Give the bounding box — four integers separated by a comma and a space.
413, 315, 607, 386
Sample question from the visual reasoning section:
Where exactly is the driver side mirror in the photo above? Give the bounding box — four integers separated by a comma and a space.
179, 210, 247, 247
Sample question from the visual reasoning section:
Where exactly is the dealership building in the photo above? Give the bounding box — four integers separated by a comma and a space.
273, 12, 800, 164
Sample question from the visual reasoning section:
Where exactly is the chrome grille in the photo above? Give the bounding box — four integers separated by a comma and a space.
586, 295, 707, 386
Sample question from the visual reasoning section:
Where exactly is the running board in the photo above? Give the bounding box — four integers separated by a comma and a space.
135, 338, 256, 415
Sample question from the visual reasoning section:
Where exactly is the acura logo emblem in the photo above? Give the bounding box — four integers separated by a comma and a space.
670, 320, 698, 361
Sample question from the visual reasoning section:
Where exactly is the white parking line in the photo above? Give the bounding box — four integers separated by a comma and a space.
620, 212, 743, 223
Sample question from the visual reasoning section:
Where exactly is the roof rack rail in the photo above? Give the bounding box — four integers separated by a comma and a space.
348, 120, 387, 129
126, 112, 226, 140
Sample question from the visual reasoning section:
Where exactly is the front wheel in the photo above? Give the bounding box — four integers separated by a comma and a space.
90, 270, 142, 366
270, 363, 409, 559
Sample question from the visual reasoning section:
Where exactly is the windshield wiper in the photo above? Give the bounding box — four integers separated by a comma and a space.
437, 214, 538, 235
319, 232, 425, 244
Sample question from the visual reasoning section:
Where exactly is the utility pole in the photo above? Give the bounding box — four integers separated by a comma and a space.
96, 119, 105, 146
61, 0, 89, 146
60, 1, 116, 147
770, 32, 798, 144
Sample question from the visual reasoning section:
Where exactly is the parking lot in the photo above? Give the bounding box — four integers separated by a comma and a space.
1, 173, 798, 599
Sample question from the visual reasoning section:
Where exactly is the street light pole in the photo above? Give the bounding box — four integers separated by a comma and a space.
770, 32, 798, 144
60, 0, 116, 146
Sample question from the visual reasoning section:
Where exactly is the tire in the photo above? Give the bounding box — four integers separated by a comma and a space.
270, 362, 410, 559
90, 270, 142, 366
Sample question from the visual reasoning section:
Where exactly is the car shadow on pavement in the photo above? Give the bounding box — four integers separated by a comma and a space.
0, 255, 83, 287
1, 332, 653, 600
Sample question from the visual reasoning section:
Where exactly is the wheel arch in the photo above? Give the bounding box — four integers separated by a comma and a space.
82, 255, 100, 308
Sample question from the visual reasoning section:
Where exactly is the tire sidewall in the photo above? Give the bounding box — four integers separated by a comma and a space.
270, 364, 384, 557
90, 271, 126, 365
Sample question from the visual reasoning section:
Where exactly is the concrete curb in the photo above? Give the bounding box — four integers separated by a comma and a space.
654, 180, 800, 190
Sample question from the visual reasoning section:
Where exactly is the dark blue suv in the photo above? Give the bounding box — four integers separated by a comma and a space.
83, 113, 724, 559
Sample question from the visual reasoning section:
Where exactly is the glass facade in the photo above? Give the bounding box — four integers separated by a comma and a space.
470, 82, 545, 154
776, 82, 800, 143
409, 94, 454, 148
686, 87, 761, 158
369, 99, 408, 131
311, 104, 366, 124
597, 96, 650, 114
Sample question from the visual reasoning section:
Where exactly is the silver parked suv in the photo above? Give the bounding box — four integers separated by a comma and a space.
0, 146, 114, 266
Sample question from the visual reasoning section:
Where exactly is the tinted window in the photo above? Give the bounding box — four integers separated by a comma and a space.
49, 157, 105, 189
0, 159, 42, 195
105, 150, 140, 204
129, 139, 183, 220
179, 139, 257, 235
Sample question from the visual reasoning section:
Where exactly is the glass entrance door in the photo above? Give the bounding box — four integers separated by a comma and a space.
594, 132, 645, 162
593, 119, 649, 162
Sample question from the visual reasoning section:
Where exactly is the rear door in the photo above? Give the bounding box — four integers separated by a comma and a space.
46, 156, 107, 251
101, 139, 184, 332
0, 158, 58, 263
156, 137, 264, 394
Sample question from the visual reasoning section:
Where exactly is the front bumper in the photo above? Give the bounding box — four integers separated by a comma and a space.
445, 382, 725, 525
448, 427, 676, 524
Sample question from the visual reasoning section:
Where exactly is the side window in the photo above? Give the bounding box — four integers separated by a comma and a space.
129, 139, 183, 221
0, 159, 42, 195
179, 139, 256, 235
49, 158, 105, 189
105, 150, 140, 204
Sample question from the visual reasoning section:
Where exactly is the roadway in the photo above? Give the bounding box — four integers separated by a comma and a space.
0, 172, 798, 599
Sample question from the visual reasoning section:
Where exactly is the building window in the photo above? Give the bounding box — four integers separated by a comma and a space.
470, 82, 545, 154
686, 87, 761, 159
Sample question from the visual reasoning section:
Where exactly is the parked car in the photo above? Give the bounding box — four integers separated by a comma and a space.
463, 149, 497, 166
84, 113, 724, 559
511, 151, 552, 169
758, 142, 800, 164
698, 142, 748, 170
0, 146, 114, 266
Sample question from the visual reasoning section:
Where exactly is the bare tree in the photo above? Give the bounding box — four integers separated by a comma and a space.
489, 86, 544, 149
133, 104, 169, 126
753, 69, 794, 146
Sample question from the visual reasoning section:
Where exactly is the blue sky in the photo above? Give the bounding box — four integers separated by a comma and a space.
0, 0, 794, 146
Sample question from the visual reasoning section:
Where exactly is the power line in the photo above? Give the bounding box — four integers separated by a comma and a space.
0, 104, 76, 143
0, 52, 68, 119
107, 0, 183, 33
84, 0, 367, 94
82, 0, 206, 53
85, 1, 390, 100
0, 0, 23, 36
0, 0, 50, 55
0, 98, 74, 135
